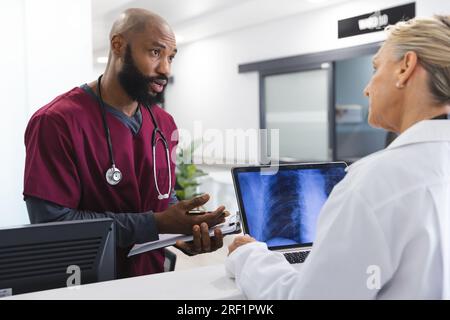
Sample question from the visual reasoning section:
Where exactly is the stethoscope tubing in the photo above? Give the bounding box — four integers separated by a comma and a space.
97, 75, 171, 200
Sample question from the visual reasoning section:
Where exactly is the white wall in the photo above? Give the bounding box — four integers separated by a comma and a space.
0, 0, 93, 228
165, 0, 450, 160
0, 1, 28, 228
24, 0, 94, 114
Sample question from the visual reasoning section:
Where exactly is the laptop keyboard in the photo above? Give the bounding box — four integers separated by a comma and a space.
284, 251, 310, 264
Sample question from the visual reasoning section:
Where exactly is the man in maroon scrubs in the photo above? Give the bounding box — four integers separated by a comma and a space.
23, 8, 226, 278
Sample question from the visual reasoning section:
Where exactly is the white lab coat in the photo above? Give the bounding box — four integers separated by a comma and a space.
226, 120, 450, 299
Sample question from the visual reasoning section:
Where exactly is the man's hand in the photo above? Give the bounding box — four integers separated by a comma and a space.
228, 235, 256, 255
175, 224, 224, 256
154, 194, 226, 235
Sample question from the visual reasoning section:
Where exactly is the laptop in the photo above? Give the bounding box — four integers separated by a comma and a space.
231, 162, 347, 264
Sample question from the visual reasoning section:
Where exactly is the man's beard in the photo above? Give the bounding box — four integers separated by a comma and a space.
118, 45, 167, 107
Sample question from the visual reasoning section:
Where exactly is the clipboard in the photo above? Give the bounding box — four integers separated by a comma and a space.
128, 212, 242, 257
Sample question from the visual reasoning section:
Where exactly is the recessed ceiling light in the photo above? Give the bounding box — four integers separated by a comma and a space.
175, 33, 185, 44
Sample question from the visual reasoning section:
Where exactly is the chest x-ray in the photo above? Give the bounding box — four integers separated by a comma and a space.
237, 166, 346, 247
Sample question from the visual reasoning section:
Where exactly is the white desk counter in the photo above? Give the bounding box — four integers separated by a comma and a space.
4, 264, 245, 300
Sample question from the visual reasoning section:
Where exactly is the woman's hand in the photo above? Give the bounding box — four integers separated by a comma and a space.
228, 235, 256, 255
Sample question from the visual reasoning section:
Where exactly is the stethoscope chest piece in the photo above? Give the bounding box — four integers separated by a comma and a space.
158, 194, 170, 200
106, 165, 122, 186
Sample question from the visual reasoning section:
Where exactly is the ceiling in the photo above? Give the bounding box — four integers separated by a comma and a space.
91, 0, 350, 62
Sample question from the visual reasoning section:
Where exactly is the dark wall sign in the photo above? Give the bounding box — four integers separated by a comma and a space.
338, 2, 416, 39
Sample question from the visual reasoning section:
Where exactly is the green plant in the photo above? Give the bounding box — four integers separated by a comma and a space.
175, 140, 208, 201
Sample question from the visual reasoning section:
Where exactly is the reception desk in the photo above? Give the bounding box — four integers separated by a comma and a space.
3, 264, 245, 300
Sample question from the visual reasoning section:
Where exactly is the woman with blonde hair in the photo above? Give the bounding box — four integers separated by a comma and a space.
226, 15, 450, 299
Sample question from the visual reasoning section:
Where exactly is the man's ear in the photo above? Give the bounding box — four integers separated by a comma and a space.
397, 51, 418, 87
110, 34, 126, 58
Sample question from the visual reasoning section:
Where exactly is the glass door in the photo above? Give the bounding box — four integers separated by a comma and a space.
263, 66, 331, 162
335, 55, 388, 162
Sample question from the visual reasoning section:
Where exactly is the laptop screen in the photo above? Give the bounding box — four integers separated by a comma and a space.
233, 163, 347, 249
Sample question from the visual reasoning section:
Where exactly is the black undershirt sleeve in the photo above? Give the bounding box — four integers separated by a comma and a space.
25, 196, 160, 248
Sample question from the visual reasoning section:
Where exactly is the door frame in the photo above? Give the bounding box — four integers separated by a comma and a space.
259, 63, 334, 162
239, 42, 382, 162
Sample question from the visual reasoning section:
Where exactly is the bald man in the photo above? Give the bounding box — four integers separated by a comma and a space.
23, 8, 226, 278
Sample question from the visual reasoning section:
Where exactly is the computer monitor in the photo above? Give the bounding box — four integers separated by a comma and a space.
0, 218, 115, 297
232, 162, 347, 248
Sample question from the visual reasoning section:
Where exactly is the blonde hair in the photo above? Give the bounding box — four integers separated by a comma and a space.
385, 15, 450, 105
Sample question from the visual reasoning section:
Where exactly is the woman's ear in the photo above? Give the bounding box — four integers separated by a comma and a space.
396, 51, 418, 88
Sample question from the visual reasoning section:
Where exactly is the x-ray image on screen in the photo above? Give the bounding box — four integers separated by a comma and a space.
237, 167, 346, 248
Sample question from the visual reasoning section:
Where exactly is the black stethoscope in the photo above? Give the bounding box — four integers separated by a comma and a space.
431, 114, 450, 120
97, 75, 172, 200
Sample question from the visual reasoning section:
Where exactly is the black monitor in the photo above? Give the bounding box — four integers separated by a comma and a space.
0, 218, 115, 297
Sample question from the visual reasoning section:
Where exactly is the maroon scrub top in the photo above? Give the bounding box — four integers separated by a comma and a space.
23, 87, 178, 278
